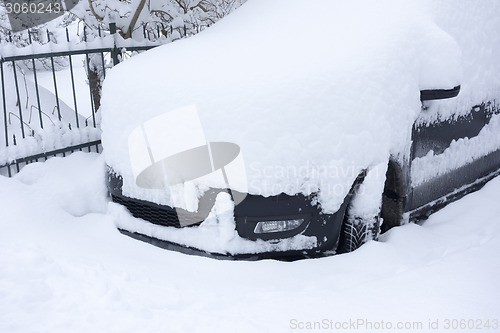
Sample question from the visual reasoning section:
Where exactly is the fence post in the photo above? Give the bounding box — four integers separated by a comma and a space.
109, 23, 120, 66
1, 60, 9, 147
29, 30, 44, 129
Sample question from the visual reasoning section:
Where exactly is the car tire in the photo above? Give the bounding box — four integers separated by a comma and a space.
337, 213, 380, 253
336, 172, 382, 254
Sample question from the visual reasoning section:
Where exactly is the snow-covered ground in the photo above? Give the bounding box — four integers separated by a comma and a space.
0, 152, 499, 333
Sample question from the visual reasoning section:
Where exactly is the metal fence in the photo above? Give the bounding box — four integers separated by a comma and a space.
0, 23, 162, 177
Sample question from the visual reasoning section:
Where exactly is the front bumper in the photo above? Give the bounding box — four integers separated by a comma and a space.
106, 168, 348, 257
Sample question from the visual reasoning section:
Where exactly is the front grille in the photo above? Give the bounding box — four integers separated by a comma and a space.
111, 194, 182, 228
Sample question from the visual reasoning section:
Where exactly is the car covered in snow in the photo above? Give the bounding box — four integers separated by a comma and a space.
101, 0, 500, 257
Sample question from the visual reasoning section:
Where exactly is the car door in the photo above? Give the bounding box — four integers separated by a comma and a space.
408, 99, 500, 216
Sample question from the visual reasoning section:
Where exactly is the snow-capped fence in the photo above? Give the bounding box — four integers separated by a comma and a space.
0, 23, 165, 177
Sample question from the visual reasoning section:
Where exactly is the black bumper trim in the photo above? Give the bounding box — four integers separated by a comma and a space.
107, 167, 348, 256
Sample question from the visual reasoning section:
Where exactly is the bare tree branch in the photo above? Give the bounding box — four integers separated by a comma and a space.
87, 0, 104, 21
123, 0, 147, 39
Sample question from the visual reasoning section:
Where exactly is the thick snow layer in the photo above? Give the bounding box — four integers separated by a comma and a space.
101, 0, 499, 214
411, 114, 500, 187
1, 153, 500, 332
417, 0, 500, 123
0, 125, 100, 166
348, 163, 388, 220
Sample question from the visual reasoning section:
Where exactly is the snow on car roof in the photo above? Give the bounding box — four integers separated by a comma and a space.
101, 0, 500, 213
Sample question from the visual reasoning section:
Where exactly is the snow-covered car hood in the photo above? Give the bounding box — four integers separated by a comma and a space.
101, 0, 498, 213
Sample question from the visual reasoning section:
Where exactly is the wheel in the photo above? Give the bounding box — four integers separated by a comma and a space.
336, 165, 385, 253
337, 211, 380, 253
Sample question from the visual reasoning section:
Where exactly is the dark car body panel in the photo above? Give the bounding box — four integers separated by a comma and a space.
406, 100, 500, 218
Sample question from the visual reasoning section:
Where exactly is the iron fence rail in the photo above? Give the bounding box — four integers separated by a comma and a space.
0, 23, 161, 177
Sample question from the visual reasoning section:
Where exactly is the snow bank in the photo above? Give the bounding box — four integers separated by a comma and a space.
101, 0, 500, 214
9, 152, 108, 216
1, 153, 500, 333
